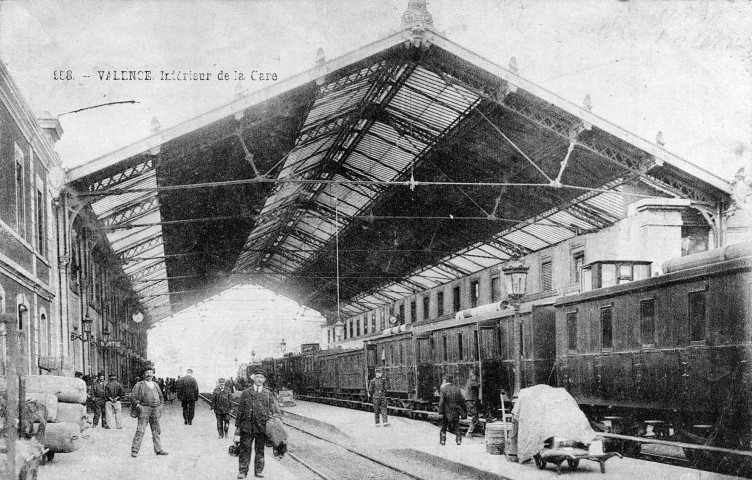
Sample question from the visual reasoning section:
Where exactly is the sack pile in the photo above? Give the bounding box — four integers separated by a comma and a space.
25, 375, 86, 454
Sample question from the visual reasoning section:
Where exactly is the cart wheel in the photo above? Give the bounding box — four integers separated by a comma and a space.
567, 459, 579, 469
534, 455, 546, 470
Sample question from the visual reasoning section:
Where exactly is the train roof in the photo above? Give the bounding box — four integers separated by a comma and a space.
63, 2, 732, 324
556, 242, 752, 307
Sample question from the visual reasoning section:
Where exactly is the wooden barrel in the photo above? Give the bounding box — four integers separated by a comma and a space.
485, 422, 511, 455
25, 375, 87, 404
26, 393, 58, 422
55, 403, 87, 431
43, 422, 81, 453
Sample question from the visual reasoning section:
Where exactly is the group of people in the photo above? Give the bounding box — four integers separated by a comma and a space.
117, 365, 279, 479
367, 367, 481, 446
82, 371, 126, 430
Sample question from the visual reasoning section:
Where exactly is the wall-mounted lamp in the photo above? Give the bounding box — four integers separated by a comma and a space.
70, 314, 93, 342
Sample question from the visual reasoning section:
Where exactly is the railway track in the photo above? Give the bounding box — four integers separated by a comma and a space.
199, 394, 430, 480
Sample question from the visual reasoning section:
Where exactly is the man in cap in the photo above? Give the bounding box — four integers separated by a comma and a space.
105, 373, 124, 429
130, 366, 168, 457
438, 373, 466, 445
176, 368, 199, 425
234, 368, 280, 478
367, 367, 390, 427
212, 377, 233, 438
90, 372, 107, 428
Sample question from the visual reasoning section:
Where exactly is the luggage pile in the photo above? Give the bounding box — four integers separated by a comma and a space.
24, 375, 88, 461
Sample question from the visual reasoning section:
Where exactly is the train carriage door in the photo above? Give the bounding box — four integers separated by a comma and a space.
479, 323, 502, 412
366, 344, 377, 381
416, 334, 433, 403
530, 305, 557, 386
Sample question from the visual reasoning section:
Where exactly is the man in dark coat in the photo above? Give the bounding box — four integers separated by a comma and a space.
367, 367, 390, 426
233, 368, 280, 479
90, 372, 107, 428
176, 368, 199, 425
438, 373, 466, 445
212, 377, 233, 438
464, 369, 480, 436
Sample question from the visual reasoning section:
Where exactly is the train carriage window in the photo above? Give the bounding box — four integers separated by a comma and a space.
473, 330, 479, 360
410, 300, 416, 323
399, 343, 404, 364
356, 318, 361, 337
437, 292, 444, 316
491, 276, 500, 302
470, 280, 480, 308
567, 312, 578, 352
541, 261, 553, 291
399, 304, 405, 324
443, 336, 448, 361
689, 291, 707, 342
422, 295, 430, 320
458, 333, 464, 359
601, 306, 613, 349
640, 299, 656, 346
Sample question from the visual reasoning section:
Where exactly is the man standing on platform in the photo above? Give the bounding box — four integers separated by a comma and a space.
438, 374, 466, 445
177, 368, 199, 425
130, 367, 169, 457
105, 373, 124, 429
234, 368, 280, 479
464, 369, 480, 437
212, 377, 233, 438
368, 367, 390, 427
90, 372, 107, 428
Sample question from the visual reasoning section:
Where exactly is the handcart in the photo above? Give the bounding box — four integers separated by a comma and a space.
534, 446, 622, 474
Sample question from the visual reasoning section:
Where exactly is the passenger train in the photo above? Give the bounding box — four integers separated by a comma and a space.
240, 242, 752, 463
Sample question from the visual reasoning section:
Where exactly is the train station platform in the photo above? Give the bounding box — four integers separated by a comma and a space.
282, 400, 735, 480
36, 400, 297, 480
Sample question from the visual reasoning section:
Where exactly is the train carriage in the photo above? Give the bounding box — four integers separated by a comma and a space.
555, 242, 752, 457
369, 331, 414, 410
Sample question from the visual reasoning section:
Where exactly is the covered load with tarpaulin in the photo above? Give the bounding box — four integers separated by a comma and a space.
512, 384, 598, 463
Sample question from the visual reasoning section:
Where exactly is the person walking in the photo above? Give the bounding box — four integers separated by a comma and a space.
90, 373, 107, 428
233, 368, 280, 479
464, 369, 480, 437
105, 373, 124, 429
176, 368, 199, 425
212, 377, 233, 438
367, 367, 390, 427
438, 373, 466, 445
130, 367, 169, 457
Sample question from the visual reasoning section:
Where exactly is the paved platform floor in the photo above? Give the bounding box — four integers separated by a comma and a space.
283, 400, 738, 480
37, 400, 297, 480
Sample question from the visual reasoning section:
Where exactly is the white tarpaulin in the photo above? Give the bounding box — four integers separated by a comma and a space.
512, 385, 597, 462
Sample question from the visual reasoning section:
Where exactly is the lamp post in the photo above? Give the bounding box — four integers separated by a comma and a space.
280, 338, 287, 354
334, 318, 344, 343
501, 260, 529, 400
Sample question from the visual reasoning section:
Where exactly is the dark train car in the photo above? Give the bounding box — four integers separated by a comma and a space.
261, 357, 277, 390
368, 329, 414, 409
315, 347, 370, 403
291, 350, 319, 397
498, 301, 558, 397
555, 242, 752, 453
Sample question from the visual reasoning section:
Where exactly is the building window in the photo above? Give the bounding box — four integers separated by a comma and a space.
349, 319, 353, 339
640, 299, 655, 346
15, 144, 25, 235
371, 313, 376, 333
470, 280, 480, 308
452, 286, 461, 312
410, 300, 416, 323
437, 291, 444, 316
567, 312, 577, 351
473, 330, 479, 360
356, 317, 361, 337
601, 306, 613, 349
379, 310, 385, 331
398, 304, 405, 324
491, 276, 500, 302
458, 333, 464, 360
423, 295, 430, 320
572, 252, 585, 284
442, 336, 448, 361
363, 315, 368, 335
689, 291, 707, 342
541, 260, 553, 291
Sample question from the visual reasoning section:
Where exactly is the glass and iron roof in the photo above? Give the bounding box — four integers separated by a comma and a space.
65, 26, 730, 323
